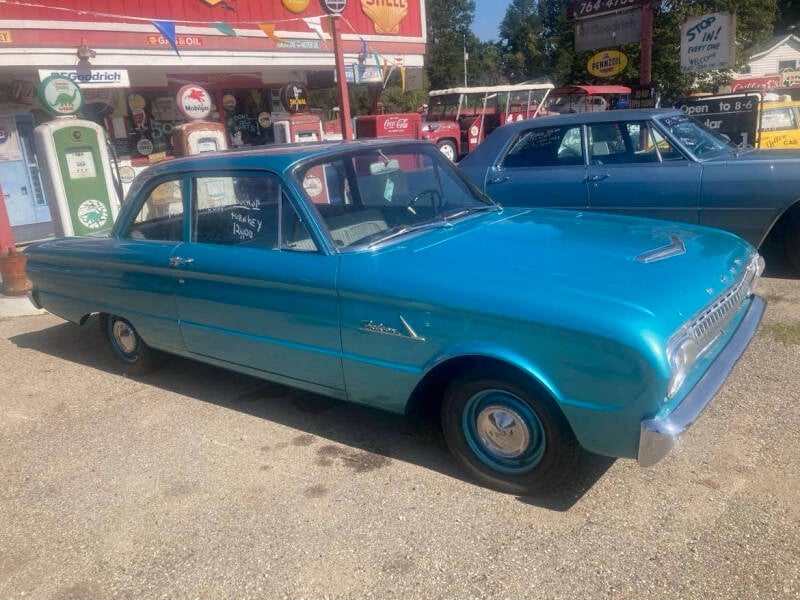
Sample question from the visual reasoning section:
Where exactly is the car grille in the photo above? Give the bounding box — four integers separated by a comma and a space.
690, 256, 760, 352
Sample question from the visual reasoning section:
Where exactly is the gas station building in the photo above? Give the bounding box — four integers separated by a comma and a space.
0, 0, 426, 243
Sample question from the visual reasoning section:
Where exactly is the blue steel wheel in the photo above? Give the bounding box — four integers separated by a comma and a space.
100, 314, 158, 375
463, 390, 546, 474
442, 368, 579, 495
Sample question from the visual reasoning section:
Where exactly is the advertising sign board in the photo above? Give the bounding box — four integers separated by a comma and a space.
567, 0, 645, 20
680, 12, 736, 73
575, 9, 642, 51
675, 93, 760, 147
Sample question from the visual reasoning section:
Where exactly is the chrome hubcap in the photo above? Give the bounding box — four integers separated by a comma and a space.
475, 405, 531, 459
112, 320, 137, 355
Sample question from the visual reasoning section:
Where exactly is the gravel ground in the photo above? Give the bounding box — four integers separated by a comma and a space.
1, 270, 798, 600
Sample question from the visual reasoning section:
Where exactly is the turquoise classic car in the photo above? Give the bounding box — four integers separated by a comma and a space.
24, 140, 765, 494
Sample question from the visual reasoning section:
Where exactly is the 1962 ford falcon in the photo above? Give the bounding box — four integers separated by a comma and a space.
24, 139, 764, 494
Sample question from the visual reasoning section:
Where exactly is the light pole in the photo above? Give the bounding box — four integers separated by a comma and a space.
463, 34, 468, 87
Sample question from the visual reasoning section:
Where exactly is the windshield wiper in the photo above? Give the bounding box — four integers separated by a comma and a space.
365, 220, 453, 249
442, 204, 503, 222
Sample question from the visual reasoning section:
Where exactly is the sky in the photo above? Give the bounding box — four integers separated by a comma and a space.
473, 0, 513, 42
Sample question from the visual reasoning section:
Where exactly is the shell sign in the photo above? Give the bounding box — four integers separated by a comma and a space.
587, 50, 628, 78
361, 0, 408, 34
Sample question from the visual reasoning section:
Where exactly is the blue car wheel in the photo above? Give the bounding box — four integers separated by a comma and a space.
442, 368, 579, 495
101, 313, 158, 375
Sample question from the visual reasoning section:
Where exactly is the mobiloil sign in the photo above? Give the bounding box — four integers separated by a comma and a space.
34, 75, 120, 236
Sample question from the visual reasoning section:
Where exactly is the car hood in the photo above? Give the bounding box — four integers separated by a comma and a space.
360, 208, 755, 337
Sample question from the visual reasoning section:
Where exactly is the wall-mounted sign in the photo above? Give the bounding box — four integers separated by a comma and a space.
0, 31, 12, 43
630, 85, 658, 108
680, 12, 736, 73
283, 0, 310, 12
322, 0, 347, 15
567, 0, 645, 21
280, 81, 309, 113
361, 0, 408, 34
145, 35, 204, 48
587, 50, 628, 78
176, 84, 212, 120
38, 75, 84, 116
38, 69, 130, 89
575, 9, 642, 51
731, 76, 780, 92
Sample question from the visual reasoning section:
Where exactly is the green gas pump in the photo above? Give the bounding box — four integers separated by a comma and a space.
33, 75, 120, 237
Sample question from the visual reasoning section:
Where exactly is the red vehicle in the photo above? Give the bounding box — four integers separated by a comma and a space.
354, 83, 554, 161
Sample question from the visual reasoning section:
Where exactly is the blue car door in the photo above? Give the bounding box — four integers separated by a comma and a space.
481, 124, 589, 208
585, 120, 702, 223
170, 171, 345, 395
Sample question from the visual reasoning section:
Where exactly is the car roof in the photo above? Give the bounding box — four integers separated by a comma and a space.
142, 138, 431, 176
498, 108, 683, 131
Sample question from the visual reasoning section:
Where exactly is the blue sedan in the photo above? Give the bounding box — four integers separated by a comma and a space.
459, 109, 800, 271
25, 139, 764, 494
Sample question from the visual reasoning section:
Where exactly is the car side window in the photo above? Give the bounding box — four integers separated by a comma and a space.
650, 127, 684, 161
125, 179, 184, 241
761, 107, 796, 131
192, 174, 317, 252
588, 123, 630, 164
503, 126, 584, 168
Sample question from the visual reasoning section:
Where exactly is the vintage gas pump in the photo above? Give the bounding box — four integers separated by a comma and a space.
272, 82, 324, 144
171, 84, 228, 157
34, 75, 120, 237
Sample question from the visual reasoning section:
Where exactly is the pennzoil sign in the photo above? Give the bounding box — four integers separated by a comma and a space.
587, 50, 628, 78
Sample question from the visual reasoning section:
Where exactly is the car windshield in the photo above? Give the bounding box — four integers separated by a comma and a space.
656, 114, 737, 158
293, 144, 496, 250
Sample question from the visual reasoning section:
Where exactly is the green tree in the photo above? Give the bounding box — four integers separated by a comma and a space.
498, 0, 548, 81
425, 0, 476, 88
775, 0, 800, 34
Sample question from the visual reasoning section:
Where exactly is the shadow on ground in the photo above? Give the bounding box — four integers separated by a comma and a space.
10, 316, 614, 510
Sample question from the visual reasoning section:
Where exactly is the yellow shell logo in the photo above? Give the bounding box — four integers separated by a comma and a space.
282, 0, 309, 13
587, 50, 628, 78
361, 0, 409, 34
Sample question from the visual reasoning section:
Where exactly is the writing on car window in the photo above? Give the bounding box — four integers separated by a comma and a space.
503, 126, 584, 168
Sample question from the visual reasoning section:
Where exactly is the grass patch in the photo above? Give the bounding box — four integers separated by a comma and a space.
764, 322, 800, 346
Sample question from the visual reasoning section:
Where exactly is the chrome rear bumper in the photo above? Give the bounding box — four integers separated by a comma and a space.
638, 295, 765, 467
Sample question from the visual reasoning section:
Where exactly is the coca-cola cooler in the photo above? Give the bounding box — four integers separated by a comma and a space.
273, 113, 324, 144
355, 113, 422, 140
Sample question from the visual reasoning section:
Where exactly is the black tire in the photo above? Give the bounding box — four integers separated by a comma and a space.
441, 368, 579, 495
100, 313, 159, 376
436, 140, 457, 162
786, 213, 800, 273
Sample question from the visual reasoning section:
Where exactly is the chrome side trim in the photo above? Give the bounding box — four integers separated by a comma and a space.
635, 235, 686, 263
638, 295, 765, 467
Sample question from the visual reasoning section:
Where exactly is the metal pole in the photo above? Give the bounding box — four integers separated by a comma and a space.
463, 34, 468, 87
331, 15, 354, 141
640, 1, 654, 86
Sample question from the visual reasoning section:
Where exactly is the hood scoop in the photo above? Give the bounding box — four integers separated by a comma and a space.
635, 235, 686, 263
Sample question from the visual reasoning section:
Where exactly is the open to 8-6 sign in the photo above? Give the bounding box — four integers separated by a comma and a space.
321, 0, 347, 14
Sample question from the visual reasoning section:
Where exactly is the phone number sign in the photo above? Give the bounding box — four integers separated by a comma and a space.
567, 0, 645, 21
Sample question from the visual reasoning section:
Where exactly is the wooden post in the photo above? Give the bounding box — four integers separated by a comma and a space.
330, 15, 354, 141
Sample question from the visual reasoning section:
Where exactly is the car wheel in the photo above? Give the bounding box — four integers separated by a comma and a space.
437, 140, 457, 162
101, 313, 158, 375
441, 369, 579, 495
787, 213, 800, 273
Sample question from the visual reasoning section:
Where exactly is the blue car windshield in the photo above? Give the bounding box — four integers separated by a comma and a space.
293, 144, 495, 249
656, 114, 737, 159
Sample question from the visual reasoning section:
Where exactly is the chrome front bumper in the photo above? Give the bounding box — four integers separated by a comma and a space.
638, 295, 765, 467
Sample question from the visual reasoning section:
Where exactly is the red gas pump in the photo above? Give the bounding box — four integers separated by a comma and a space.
0, 183, 30, 295
273, 113, 324, 144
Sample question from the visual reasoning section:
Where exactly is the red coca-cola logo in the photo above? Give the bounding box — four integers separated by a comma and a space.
384, 117, 410, 130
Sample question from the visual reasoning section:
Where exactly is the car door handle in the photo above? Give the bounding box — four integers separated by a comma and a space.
169, 256, 195, 267
586, 174, 610, 183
